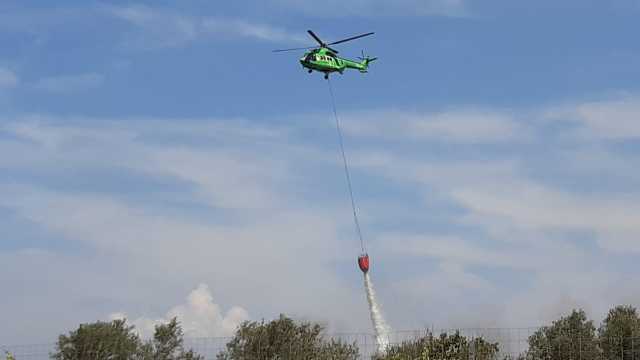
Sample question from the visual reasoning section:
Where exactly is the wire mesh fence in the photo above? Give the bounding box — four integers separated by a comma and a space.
4, 328, 640, 360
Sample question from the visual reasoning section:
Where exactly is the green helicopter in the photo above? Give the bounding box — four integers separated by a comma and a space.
273, 30, 377, 79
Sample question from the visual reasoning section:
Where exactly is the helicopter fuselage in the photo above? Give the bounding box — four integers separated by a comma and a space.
300, 48, 369, 76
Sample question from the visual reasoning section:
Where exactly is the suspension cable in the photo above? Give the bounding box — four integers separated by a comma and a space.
327, 77, 366, 254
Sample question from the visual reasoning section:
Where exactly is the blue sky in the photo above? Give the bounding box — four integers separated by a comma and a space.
2, 0, 640, 345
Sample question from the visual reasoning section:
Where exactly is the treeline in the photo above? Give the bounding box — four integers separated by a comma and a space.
50, 318, 202, 360
525, 305, 640, 360
45, 305, 640, 359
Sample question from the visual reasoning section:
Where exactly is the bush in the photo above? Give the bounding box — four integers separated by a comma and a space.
51, 317, 202, 360
376, 331, 499, 360
216, 314, 359, 360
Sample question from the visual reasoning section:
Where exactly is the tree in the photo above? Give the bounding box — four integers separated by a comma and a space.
141, 318, 203, 360
376, 331, 499, 360
598, 305, 640, 360
216, 314, 359, 360
51, 319, 143, 360
51, 318, 202, 360
527, 309, 599, 360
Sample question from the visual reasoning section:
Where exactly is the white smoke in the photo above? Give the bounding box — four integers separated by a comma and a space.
364, 273, 390, 353
110, 283, 249, 338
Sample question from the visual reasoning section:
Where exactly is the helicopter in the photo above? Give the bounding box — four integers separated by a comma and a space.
273, 30, 377, 80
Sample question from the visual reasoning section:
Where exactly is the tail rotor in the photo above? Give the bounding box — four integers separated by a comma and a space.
357, 50, 369, 62
358, 50, 378, 69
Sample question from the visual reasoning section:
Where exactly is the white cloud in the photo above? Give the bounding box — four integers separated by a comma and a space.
108, 5, 305, 48
355, 146, 640, 255
1, 118, 290, 210
3, 93, 640, 345
0, 67, 19, 89
574, 98, 640, 139
341, 109, 525, 143
342, 99, 640, 257
34, 72, 104, 93
144, 147, 287, 209
545, 96, 640, 140
451, 180, 640, 253
271, 0, 468, 17
379, 234, 536, 269
201, 18, 307, 43
0, 117, 370, 344
111, 284, 249, 338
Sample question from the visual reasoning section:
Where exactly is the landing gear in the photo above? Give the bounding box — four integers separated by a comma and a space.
308, 69, 313, 73
324, 74, 329, 80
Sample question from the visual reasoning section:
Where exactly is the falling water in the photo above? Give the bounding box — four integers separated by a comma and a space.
364, 272, 390, 354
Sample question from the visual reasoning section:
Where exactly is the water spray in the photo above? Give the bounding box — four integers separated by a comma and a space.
361, 258, 390, 353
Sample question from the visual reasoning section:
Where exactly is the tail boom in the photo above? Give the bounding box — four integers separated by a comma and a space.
341, 56, 377, 73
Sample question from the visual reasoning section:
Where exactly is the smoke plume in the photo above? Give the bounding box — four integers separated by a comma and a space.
110, 283, 249, 338
364, 273, 390, 353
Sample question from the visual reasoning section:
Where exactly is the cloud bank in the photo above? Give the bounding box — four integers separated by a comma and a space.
271, 0, 468, 17
108, 5, 305, 48
2, 95, 640, 344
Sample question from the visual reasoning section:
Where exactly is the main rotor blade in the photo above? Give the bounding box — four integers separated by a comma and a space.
272, 46, 317, 53
328, 32, 375, 46
307, 30, 325, 46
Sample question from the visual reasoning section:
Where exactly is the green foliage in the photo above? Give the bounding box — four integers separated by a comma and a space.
502, 354, 526, 360
141, 318, 204, 360
522, 306, 640, 360
51, 319, 143, 360
527, 309, 599, 360
216, 314, 359, 360
598, 305, 640, 360
51, 318, 202, 360
376, 331, 499, 360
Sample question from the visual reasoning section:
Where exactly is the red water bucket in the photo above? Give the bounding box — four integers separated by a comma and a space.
358, 254, 369, 273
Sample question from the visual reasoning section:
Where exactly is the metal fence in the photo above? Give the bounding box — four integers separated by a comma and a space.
3, 328, 640, 360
